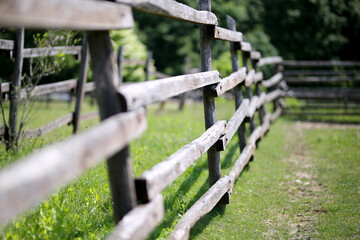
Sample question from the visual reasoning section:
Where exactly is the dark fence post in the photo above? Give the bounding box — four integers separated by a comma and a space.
117, 45, 124, 84
7, 27, 24, 149
227, 16, 247, 152
87, 31, 136, 223
73, 36, 89, 133
199, 0, 221, 187
145, 51, 152, 82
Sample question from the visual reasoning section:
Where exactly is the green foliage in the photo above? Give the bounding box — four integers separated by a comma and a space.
253, 0, 360, 60
110, 29, 150, 82
134, 0, 279, 75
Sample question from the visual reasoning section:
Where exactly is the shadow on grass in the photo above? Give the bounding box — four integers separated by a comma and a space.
189, 164, 251, 239
150, 159, 209, 239
221, 141, 239, 169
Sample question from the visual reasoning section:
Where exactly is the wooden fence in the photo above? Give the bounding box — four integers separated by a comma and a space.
0, 34, 167, 139
0, 0, 286, 239
0, 34, 92, 139
282, 60, 360, 119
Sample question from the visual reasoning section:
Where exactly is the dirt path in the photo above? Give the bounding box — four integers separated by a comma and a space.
279, 121, 329, 239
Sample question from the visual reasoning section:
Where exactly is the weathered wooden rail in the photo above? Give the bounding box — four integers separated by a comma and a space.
282, 60, 360, 120
0, 34, 166, 138
0, 0, 286, 239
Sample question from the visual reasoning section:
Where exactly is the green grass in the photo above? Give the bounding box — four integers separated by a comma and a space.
0, 98, 359, 239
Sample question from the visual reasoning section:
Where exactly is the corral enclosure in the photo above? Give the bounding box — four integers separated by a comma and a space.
0, 0, 359, 239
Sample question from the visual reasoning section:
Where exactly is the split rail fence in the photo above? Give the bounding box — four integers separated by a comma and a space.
0, 0, 286, 239
0, 35, 165, 139
283, 60, 360, 121
0, 34, 94, 139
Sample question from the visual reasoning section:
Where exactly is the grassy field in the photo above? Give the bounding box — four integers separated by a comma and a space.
0, 98, 359, 239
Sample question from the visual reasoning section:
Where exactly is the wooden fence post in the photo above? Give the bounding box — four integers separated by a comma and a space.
87, 31, 136, 223
7, 27, 24, 149
145, 51, 152, 82
199, 0, 221, 187
242, 49, 256, 133
73, 37, 89, 133
226, 16, 247, 152
117, 45, 124, 84
251, 58, 266, 124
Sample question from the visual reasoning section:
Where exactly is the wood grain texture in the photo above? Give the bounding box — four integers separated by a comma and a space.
0, 39, 14, 50
118, 71, 220, 111
260, 113, 271, 137
107, 194, 164, 240
214, 26, 243, 42
270, 107, 282, 122
254, 71, 263, 83
20, 79, 77, 99
1, 83, 9, 93
23, 46, 81, 58
248, 126, 263, 145
282, 60, 360, 67
250, 51, 261, 60
87, 31, 137, 223
213, 67, 246, 96
0, 0, 134, 30
84, 82, 95, 93
168, 176, 231, 240
136, 121, 226, 202
217, 100, 249, 151
241, 42, 252, 52
229, 143, 255, 187
285, 76, 360, 83
245, 69, 255, 87
257, 92, 267, 109
257, 56, 283, 67
21, 113, 73, 139
0, 108, 147, 225
247, 96, 259, 118
262, 72, 283, 88
266, 89, 284, 103
117, 0, 218, 25
199, 2, 222, 188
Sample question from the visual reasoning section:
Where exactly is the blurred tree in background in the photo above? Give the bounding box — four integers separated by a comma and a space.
251, 0, 360, 60
1, 0, 359, 81
134, 0, 360, 75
